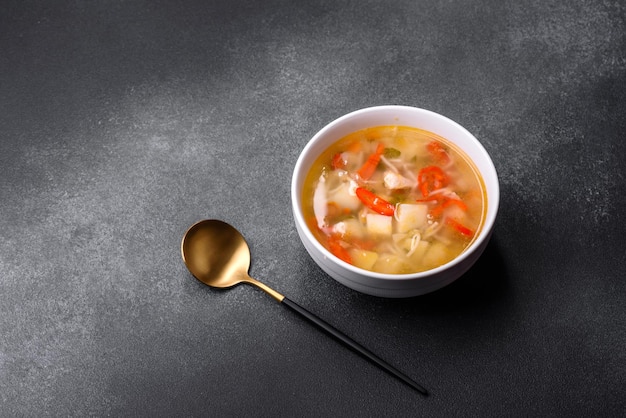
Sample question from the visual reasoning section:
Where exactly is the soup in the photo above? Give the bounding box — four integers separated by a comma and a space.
302, 125, 487, 274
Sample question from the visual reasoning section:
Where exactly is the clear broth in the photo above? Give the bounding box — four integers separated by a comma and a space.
302, 125, 487, 274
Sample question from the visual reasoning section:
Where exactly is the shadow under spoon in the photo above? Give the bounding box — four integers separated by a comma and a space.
180, 219, 428, 396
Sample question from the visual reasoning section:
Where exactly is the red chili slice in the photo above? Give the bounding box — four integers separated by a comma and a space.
417, 166, 449, 197
355, 187, 395, 216
417, 194, 468, 219
427, 141, 450, 165
446, 218, 474, 237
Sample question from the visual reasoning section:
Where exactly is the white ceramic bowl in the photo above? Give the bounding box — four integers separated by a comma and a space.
291, 105, 499, 297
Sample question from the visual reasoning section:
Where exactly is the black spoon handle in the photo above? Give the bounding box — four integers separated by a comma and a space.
281, 297, 428, 396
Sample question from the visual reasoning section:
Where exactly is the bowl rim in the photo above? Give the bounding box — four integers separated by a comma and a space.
291, 105, 500, 281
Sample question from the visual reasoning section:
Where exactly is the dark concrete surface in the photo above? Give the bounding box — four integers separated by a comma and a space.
1, 0, 624, 416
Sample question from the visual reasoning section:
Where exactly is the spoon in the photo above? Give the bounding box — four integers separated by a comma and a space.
181, 219, 428, 396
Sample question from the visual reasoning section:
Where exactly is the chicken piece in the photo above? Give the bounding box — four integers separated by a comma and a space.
383, 170, 414, 190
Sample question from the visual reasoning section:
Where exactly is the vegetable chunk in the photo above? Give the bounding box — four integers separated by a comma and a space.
395, 204, 428, 233
302, 125, 485, 274
366, 214, 392, 236
349, 249, 379, 270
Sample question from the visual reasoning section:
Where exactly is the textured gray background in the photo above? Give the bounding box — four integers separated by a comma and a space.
1, 0, 625, 416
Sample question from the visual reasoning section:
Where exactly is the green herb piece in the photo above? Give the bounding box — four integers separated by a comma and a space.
384, 147, 401, 159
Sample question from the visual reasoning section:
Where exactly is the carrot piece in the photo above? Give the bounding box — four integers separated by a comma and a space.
346, 141, 362, 153
328, 235, 352, 264
355, 187, 395, 216
331, 153, 346, 170
356, 143, 385, 180
417, 166, 449, 197
445, 218, 474, 237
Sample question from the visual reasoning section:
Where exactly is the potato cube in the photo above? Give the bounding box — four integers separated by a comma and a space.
407, 240, 430, 264
332, 218, 365, 239
421, 241, 451, 269
395, 204, 428, 233
372, 254, 411, 274
366, 213, 392, 236
349, 249, 379, 270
